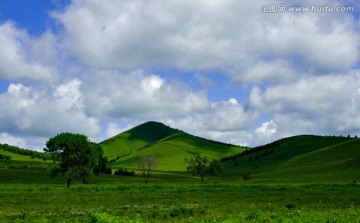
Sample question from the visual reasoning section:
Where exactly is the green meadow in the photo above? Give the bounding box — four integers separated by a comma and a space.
0, 169, 360, 223
1, 122, 360, 222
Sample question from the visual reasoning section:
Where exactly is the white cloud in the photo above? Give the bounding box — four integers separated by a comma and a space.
0, 133, 48, 151
240, 60, 297, 83
256, 120, 277, 135
250, 71, 360, 137
1, 0, 360, 149
140, 75, 164, 95
0, 80, 100, 138
83, 69, 209, 119
228, 98, 238, 105
54, 79, 83, 111
264, 13, 359, 73
0, 133, 27, 148
52, 0, 359, 83
0, 22, 59, 82
162, 99, 259, 144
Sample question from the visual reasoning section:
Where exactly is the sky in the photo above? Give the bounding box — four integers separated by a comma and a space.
0, 0, 360, 151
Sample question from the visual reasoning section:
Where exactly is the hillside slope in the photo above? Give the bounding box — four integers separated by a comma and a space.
100, 121, 181, 159
222, 135, 359, 181
0, 144, 50, 162
100, 121, 245, 171
272, 138, 360, 180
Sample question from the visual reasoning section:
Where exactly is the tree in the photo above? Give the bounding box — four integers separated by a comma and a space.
44, 132, 107, 187
90, 142, 112, 175
114, 168, 135, 176
137, 154, 157, 183
185, 155, 222, 183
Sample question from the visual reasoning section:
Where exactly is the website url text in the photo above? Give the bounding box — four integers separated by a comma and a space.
262, 5, 355, 13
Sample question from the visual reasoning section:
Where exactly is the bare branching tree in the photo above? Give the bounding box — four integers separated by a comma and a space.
137, 154, 157, 183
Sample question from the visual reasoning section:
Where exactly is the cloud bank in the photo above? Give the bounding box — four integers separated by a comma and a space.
0, 0, 359, 149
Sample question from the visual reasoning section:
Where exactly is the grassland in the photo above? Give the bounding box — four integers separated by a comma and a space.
1, 123, 360, 222
0, 169, 360, 223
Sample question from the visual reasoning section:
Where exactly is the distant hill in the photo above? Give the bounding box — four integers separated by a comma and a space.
3, 124, 359, 182
0, 143, 53, 170
100, 121, 180, 158
0, 143, 50, 162
221, 135, 360, 182
100, 121, 245, 171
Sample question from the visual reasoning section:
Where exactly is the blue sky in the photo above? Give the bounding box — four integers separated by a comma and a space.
0, 0, 56, 35
0, 0, 359, 150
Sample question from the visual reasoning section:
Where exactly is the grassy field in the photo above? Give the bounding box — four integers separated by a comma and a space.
1, 128, 360, 222
0, 169, 360, 223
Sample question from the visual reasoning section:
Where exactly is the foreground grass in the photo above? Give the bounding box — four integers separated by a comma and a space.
0, 170, 360, 222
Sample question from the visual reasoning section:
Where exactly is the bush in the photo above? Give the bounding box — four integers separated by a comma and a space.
88, 213, 143, 223
0, 154, 11, 160
242, 173, 252, 181
103, 168, 112, 174
114, 168, 135, 176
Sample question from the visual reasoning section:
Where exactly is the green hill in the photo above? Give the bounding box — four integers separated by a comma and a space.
2, 124, 359, 182
100, 121, 180, 159
222, 135, 360, 182
0, 144, 53, 171
0, 149, 44, 162
100, 121, 245, 171
0, 143, 50, 162
272, 138, 360, 180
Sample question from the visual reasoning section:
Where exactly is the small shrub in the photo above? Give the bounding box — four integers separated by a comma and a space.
233, 158, 239, 167
245, 208, 260, 221
170, 207, 186, 218
242, 173, 252, 181
285, 203, 297, 210
88, 212, 118, 223
103, 168, 112, 174
114, 168, 135, 176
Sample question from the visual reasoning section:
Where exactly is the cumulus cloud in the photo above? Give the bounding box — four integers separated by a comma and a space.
83, 69, 209, 119
250, 71, 360, 136
0, 68, 211, 145
52, 0, 359, 83
161, 98, 258, 145
0, 22, 59, 82
264, 13, 359, 73
1, 0, 360, 149
0, 80, 100, 138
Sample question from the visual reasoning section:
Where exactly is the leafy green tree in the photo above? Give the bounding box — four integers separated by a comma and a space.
90, 142, 112, 175
44, 132, 107, 187
185, 155, 222, 183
